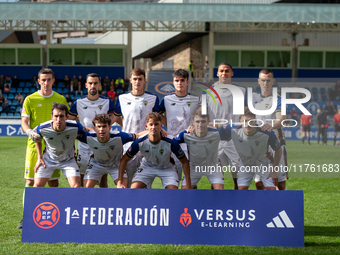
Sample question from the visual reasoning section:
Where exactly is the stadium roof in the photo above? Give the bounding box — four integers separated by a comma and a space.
0, 2, 340, 33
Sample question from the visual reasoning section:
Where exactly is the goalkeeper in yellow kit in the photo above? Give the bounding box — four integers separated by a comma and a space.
17, 68, 68, 229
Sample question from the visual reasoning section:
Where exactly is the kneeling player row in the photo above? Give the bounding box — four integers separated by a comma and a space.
31, 103, 282, 190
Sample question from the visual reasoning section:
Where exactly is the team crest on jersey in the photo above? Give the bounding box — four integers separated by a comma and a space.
265, 104, 269, 109
65, 135, 70, 140
98, 105, 103, 110
143, 101, 148, 106
187, 102, 191, 107
255, 141, 260, 146
110, 146, 115, 150
159, 149, 164, 155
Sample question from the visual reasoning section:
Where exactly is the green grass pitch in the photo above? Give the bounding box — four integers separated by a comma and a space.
0, 137, 339, 254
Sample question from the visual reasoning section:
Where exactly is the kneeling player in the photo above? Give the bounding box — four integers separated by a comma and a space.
34, 103, 84, 188
117, 112, 191, 189
176, 109, 224, 189
217, 108, 282, 190
79, 114, 146, 188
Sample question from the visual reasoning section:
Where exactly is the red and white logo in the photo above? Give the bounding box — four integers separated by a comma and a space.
33, 202, 60, 229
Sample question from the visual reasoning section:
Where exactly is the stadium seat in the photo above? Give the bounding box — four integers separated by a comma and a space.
3, 94, 7, 98
7, 113, 14, 118
58, 82, 64, 88
321, 94, 327, 101
83, 89, 88, 94
30, 88, 36, 93
8, 94, 15, 100
17, 88, 23, 93
57, 88, 63, 94
69, 94, 74, 100
22, 94, 26, 98
256, 87, 261, 93
7, 99, 12, 105
23, 88, 29, 93
75, 94, 81, 100
0, 113, 7, 117
16, 106, 22, 112
12, 100, 19, 106
313, 94, 319, 101
311, 87, 318, 94
10, 88, 16, 93
10, 106, 16, 113
14, 112, 21, 118
19, 82, 25, 88
0, 106, 2, 112
63, 88, 69, 94
25, 82, 31, 87
320, 87, 326, 94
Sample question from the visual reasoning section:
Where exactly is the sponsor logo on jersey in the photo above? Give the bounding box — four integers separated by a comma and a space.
265, 104, 269, 109
127, 102, 131, 105
65, 135, 70, 140
98, 105, 103, 110
187, 102, 191, 107
171, 103, 176, 106
83, 107, 88, 109
159, 149, 164, 155
180, 208, 192, 227
33, 202, 60, 229
155, 82, 175, 95
255, 141, 260, 146
143, 101, 148, 106
38, 104, 42, 107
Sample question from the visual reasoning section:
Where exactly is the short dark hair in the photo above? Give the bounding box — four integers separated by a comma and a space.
218, 62, 233, 70
38, 68, 54, 79
192, 107, 209, 121
130, 67, 146, 78
51, 103, 69, 116
92, 113, 111, 126
259, 68, 274, 77
239, 107, 255, 120
146, 112, 162, 123
172, 69, 189, 80
86, 73, 101, 83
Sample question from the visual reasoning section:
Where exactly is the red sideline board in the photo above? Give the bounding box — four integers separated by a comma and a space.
22, 188, 304, 247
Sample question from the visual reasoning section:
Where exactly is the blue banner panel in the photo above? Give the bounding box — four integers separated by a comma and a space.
22, 188, 304, 247
0, 124, 26, 136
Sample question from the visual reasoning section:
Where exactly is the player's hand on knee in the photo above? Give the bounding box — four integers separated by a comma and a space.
27, 129, 42, 143
34, 158, 46, 172
267, 171, 278, 186
117, 181, 126, 189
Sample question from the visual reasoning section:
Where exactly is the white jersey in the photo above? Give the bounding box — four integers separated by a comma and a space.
176, 127, 221, 170
69, 95, 115, 129
159, 93, 200, 136
36, 120, 84, 162
126, 134, 185, 170
78, 130, 136, 167
206, 83, 247, 124
252, 93, 285, 144
114, 91, 160, 134
220, 125, 281, 167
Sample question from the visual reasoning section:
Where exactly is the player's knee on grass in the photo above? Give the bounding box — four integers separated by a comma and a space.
165, 185, 178, 189
99, 174, 108, 188
34, 178, 49, 187
131, 181, 146, 189
277, 181, 286, 190
114, 177, 128, 188
255, 181, 265, 190
238, 186, 249, 190
48, 179, 58, 187
265, 186, 276, 190
26, 179, 34, 187
212, 183, 224, 190
84, 179, 98, 188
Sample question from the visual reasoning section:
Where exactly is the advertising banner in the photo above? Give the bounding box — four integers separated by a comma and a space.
22, 188, 304, 247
